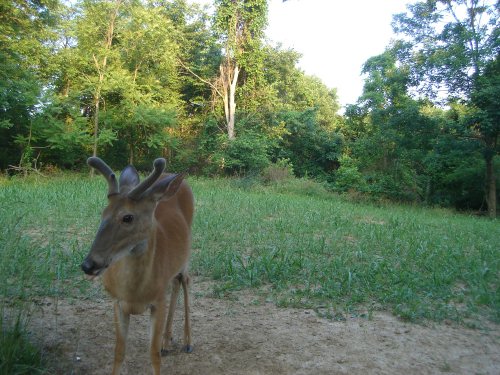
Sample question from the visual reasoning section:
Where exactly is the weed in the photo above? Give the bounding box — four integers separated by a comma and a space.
0, 311, 46, 375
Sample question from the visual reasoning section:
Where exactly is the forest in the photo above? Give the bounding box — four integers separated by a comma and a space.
1, 0, 498, 217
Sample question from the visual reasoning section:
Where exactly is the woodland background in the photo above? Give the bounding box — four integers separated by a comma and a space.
1, 0, 498, 216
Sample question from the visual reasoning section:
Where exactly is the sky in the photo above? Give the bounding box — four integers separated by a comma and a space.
189, 0, 412, 109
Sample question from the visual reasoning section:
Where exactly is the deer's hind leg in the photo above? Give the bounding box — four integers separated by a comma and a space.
180, 272, 192, 353
161, 273, 192, 354
162, 275, 181, 355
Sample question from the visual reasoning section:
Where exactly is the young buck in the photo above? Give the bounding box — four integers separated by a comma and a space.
81, 157, 194, 375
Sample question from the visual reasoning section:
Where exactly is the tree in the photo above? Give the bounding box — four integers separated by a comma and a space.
81, 0, 122, 161
262, 46, 343, 130
392, 0, 499, 216
49, 0, 184, 167
344, 44, 447, 202
275, 108, 343, 180
164, 0, 221, 118
0, 0, 60, 170
470, 56, 500, 217
111, 1, 182, 164
213, 0, 268, 139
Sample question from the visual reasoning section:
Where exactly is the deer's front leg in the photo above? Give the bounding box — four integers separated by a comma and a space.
150, 300, 168, 375
112, 301, 130, 375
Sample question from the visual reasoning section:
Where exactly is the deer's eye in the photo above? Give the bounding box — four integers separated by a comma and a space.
122, 214, 134, 224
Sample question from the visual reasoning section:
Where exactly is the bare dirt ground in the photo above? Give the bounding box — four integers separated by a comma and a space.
26, 279, 500, 375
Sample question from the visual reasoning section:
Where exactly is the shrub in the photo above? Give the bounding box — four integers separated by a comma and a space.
261, 158, 294, 183
211, 131, 271, 175
333, 155, 366, 192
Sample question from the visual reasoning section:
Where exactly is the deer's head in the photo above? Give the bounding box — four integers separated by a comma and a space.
81, 157, 184, 278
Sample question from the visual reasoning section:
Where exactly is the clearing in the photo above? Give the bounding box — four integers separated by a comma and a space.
28, 280, 499, 375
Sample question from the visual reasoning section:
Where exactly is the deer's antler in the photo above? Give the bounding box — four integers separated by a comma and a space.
128, 158, 166, 200
88, 157, 119, 197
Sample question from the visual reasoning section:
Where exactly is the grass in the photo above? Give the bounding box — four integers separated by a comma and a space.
0, 311, 46, 374
0, 174, 103, 374
191, 177, 499, 324
0, 174, 498, 328
0, 175, 103, 301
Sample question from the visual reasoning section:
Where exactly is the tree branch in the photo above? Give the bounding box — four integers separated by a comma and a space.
177, 59, 224, 99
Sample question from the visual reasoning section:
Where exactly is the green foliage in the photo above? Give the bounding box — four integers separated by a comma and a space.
212, 0, 269, 130
30, 96, 92, 167
101, 103, 176, 165
0, 0, 59, 169
261, 45, 343, 130
0, 313, 46, 375
389, 0, 499, 215
392, 0, 498, 100
168, 0, 221, 118
343, 35, 497, 210
213, 0, 268, 51
470, 56, 500, 149
273, 108, 343, 180
424, 129, 486, 209
0, 0, 495, 214
333, 155, 366, 192
210, 130, 270, 175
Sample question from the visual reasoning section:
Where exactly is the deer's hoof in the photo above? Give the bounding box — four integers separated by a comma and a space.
161, 348, 174, 356
183, 345, 193, 353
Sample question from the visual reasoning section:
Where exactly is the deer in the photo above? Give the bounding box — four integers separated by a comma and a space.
81, 156, 194, 375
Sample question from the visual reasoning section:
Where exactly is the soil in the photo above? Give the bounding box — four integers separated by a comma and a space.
24, 279, 500, 375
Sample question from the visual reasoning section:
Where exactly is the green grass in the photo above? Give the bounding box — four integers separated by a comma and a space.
0, 174, 498, 326
0, 175, 103, 301
191, 178, 499, 324
0, 311, 46, 374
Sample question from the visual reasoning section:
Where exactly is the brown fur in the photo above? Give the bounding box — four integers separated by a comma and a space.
82, 160, 194, 375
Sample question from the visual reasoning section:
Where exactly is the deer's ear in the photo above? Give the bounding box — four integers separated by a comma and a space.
146, 173, 185, 201
119, 165, 140, 193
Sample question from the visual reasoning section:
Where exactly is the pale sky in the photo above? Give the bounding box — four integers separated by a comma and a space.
189, 0, 412, 109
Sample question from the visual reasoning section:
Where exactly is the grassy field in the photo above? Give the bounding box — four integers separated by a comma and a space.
0, 174, 498, 329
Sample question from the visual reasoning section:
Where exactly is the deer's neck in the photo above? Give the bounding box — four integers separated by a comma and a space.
134, 226, 157, 272
103, 226, 158, 303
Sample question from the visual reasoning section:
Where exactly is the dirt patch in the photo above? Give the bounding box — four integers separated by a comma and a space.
25, 279, 500, 375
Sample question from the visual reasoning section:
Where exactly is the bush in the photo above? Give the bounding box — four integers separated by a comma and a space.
333, 155, 366, 192
272, 109, 343, 180
261, 158, 294, 183
210, 131, 271, 175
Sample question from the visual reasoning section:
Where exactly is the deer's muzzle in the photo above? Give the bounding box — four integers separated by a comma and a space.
81, 256, 107, 276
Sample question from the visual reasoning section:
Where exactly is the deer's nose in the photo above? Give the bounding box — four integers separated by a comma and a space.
81, 258, 97, 275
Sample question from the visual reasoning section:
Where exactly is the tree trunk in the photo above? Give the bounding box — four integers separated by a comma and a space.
485, 152, 496, 218
90, 92, 100, 177
90, 0, 121, 177
92, 90, 100, 159
129, 146, 134, 165
227, 64, 239, 140
222, 64, 230, 128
